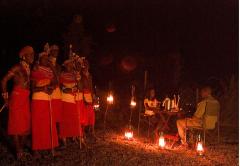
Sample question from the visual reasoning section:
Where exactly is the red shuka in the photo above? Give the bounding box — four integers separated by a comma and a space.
52, 99, 62, 123
59, 71, 82, 137
59, 101, 82, 137
31, 100, 59, 150
31, 66, 58, 150
76, 99, 87, 126
8, 86, 30, 135
83, 89, 95, 126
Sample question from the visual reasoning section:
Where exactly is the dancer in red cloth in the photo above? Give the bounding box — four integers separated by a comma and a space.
1, 46, 34, 159
82, 60, 96, 138
31, 52, 59, 157
59, 59, 85, 146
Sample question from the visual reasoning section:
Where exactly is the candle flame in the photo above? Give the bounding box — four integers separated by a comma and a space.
125, 131, 133, 140
130, 100, 136, 107
107, 94, 114, 104
197, 142, 204, 154
158, 136, 165, 148
93, 104, 100, 109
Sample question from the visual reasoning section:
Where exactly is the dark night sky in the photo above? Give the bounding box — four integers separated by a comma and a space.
0, 0, 238, 89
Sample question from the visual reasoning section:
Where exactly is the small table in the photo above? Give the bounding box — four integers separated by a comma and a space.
157, 110, 185, 132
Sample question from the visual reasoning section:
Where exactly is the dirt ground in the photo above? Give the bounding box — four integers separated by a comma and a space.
0, 125, 238, 166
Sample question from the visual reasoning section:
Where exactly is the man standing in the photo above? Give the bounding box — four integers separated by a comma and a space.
176, 86, 220, 147
82, 60, 95, 138
31, 52, 59, 157
1, 46, 34, 159
59, 60, 84, 146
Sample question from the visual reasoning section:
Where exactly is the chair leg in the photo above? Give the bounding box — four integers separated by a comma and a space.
138, 113, 141, 136
185, 119, 187, 144
148, 117, 150, 138
203, 130, 206, 146
217, 123, 220, 143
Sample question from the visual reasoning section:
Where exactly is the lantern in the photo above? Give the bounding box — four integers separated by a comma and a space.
107, 93, 114, 104
124, 125, 134, 140
130, 99, 136, 107
158, 132, 166, 149
196, 134, 204, 156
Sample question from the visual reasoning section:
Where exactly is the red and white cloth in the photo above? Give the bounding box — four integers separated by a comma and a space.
8, 86, 30, 135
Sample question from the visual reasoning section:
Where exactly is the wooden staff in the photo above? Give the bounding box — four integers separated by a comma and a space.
0, 104, 6, 113
103, 104, 109, 139
76, 90, 82, 149
48, 95, 55, 157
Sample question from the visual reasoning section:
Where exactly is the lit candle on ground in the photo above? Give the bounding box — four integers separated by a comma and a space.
107, 94, 114, 104
124, 131, 133, 140
196, 142, 204, 156
158, 132, 166, 149
130, 100, 136, 107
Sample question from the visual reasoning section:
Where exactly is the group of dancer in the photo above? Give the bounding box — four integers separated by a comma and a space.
1, 44, 95, 159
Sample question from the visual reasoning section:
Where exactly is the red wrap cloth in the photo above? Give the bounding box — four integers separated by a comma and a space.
60, 72, 76, 84
59, 101, 82, 137
59, 71, 82, 137
84, 105, 95, 126
31, 100, 59, 150
31, 66, 54, 81
76, 99, 87, 125
52, 99, 62, 123
31, 66, 58, 150
8, 86, 30, 135
83, 89, 95, 126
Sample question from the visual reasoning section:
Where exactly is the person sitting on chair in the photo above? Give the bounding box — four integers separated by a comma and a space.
176, 86, 220, 147
144, 88, 160, 116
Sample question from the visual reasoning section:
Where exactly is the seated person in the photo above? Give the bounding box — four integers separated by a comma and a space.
144, 88, 160, 116
176, 86, 220, 146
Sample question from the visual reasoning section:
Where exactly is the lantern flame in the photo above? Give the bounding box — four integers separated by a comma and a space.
125, 131, 133, 140
107, 94, 114, 104
93, 104, 100, 109
159, 136, 165, 148
197, 142, 204, 155
130, 100, 136, 107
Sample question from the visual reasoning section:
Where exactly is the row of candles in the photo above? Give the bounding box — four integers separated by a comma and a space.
103, 90, 204, 156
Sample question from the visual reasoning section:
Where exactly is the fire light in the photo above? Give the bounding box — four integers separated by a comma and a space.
158, 132, 166, 149
93, 104, 100, 109
107, 93, 114, 104
196, 142, 204, 155
130, 100, 136, 107
196, 134, 204, 156
124, 131, 133, 140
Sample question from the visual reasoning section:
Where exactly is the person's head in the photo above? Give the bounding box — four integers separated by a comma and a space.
200, 86, 212, 99
63, 60, 74, 72
38, 52, 49, 67
149, 89, 156, 99
50, 45, 59, 58
19, 46, 34, 64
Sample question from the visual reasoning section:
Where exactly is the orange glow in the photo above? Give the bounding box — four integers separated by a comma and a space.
196, 142, 204, 155
93, 104, 100, 109
158, 136, 165, 149
124, 131, 133, 140
107, 94, 114, 104
130, 100, 136, 107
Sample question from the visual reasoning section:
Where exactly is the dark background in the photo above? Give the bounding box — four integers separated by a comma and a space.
0, 0, 238, 98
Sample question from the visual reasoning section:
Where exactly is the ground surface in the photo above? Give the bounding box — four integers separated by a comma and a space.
0, 127, 238, 166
